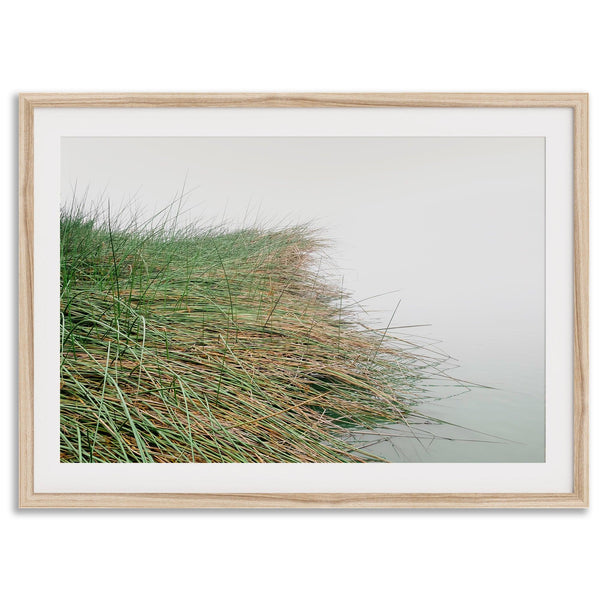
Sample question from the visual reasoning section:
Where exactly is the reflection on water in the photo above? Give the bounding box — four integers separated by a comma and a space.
352, 386, 545, 463
351, 330, 545, 463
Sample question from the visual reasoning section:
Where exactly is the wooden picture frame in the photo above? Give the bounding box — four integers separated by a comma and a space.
19, 93, 589, 508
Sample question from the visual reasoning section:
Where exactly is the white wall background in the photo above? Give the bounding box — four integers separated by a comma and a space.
1, 1, 596, 599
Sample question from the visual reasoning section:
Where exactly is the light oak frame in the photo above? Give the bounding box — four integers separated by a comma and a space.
19, 93, 589, 508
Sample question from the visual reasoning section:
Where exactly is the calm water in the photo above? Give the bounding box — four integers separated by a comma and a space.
351, 325, 546, 463
353, 386, 545, 463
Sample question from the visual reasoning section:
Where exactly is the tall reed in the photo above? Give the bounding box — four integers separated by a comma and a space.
60, 201, 448, 462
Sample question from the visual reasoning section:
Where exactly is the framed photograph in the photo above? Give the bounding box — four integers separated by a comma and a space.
19, 93, 588, 508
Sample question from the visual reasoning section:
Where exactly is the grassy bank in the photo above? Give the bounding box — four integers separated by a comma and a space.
60, 202, 446, 462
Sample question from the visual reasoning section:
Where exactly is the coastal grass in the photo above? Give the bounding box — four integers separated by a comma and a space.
60, 201, 448, 463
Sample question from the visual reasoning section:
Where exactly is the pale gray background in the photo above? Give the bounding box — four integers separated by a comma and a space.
61, 136, 546, 461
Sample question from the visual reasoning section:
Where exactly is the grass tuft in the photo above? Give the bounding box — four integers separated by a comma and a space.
60, 200, 449, 462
